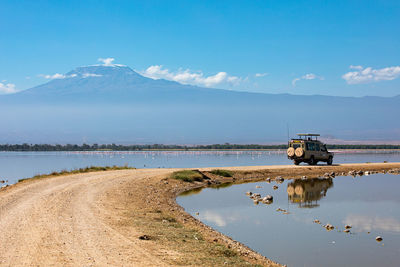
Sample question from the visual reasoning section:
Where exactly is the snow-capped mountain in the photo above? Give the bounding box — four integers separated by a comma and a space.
1, 64, 399, 143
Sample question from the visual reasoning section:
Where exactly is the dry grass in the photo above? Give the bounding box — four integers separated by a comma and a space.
130, 209, 263, 266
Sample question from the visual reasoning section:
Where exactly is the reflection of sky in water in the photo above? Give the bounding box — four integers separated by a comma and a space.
199, 210, 241, 227
178, 173, 400, 267
344, 215, 400, 233
1, 150, 400, 184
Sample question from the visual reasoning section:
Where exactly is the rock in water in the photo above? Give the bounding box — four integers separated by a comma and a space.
262, 195, 273, 203
324, 224, 334, 230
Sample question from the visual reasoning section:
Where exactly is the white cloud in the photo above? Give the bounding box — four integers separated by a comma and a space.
344, 214, 400, 233
82, 73, 102, 78
292, 73, 324, 86
43, 73, 66, 79
98, 57, 115, 66
255, 73, 268, 77
349, 65, 363, 70
342, 65, 400, 84
97, 58, 125, 67
0, 82, 18, 94
140, 65, 241, 87
39, 73, 77, 79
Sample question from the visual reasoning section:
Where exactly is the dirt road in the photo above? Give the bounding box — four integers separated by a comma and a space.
1, 163, 399, 266
0, 169, 175, 266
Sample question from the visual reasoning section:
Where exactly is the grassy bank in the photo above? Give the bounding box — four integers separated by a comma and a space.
170, 170, 204, 182
130, 209, 264, 266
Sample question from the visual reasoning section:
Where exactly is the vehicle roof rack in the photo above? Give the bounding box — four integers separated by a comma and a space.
296, 133, 320, 141
297, 133, 320, 136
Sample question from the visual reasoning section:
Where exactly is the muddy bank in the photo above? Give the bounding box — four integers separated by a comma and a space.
131, 163, 400, 266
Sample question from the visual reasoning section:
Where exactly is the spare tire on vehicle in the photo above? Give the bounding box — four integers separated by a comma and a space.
287, 147, 295, 157
295, 185, 304, 195
287, 185, 295, 195
295, 147, 304, 157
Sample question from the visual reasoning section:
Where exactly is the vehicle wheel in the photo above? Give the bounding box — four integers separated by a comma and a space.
294, 160, 300, 165
327, 156, 333, 165
309, 156, 316, 165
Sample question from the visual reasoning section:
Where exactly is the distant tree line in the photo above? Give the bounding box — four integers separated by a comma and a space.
0, 143, 399, 151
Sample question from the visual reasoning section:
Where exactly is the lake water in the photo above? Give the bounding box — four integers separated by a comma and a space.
1, 150, 400, 185
177, 173, 400, 267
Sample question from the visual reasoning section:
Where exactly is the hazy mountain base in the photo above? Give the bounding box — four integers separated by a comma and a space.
1, 65, 399, 144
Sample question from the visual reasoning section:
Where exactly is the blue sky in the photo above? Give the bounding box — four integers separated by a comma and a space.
0, 0, 399, 96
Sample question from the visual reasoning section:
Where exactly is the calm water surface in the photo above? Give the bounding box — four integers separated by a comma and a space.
177, 173, 400, 267
0, 150, 400, 184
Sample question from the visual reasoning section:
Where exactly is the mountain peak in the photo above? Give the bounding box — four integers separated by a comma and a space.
15, 63, 187, 98
67, 64, 139, 78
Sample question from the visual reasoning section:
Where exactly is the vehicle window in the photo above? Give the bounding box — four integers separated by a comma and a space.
306, 142, 315, 151
293, 144, 300, 149
316, 143, 320, 151
311, 143, 315, 151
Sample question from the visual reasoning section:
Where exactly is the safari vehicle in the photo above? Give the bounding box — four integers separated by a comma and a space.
287, 134, 333, 165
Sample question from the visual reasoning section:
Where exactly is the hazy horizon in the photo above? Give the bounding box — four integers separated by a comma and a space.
1, 1, 399, 144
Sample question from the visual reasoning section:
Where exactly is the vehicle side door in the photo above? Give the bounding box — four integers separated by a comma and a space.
314, 142, 321, 159
320, 144, 329, 160
304, 142, 311, 159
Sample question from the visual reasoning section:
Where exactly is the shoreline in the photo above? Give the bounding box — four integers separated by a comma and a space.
2, 148, 400, 153
1, 163, 400, 266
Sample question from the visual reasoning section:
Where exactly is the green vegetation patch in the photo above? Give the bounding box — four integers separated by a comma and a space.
210, 169, 233, 177
171, 170, 203, 182
18, 165, 135, 182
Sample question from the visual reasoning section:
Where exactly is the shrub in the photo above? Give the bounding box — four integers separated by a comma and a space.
171, 170, 203, 182
210, 169, 233, 177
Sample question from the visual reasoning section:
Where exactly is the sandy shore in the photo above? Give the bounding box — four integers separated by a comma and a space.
1, 163, 399, 266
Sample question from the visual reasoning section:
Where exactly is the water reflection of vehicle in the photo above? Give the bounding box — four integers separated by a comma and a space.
287, 178, 333, 208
